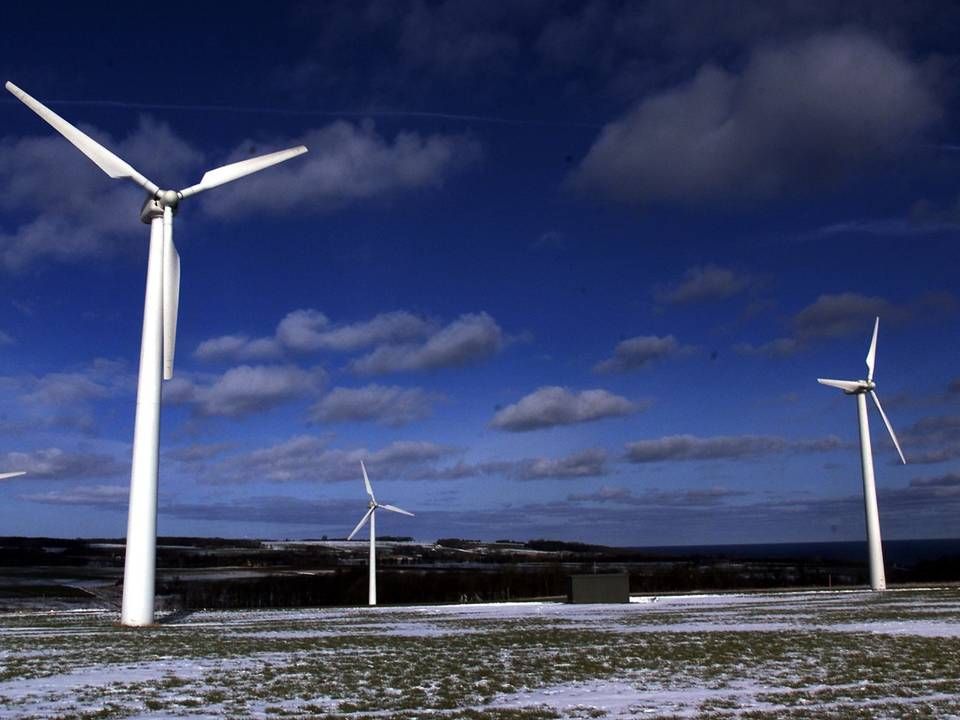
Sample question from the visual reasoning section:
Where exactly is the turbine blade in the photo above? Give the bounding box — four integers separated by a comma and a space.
346, 507, 374, 541
870, 390, 906, 464
379, 503, 415, 517
361, 460, 375, 502
177, 145, 308, 199
817, 378, 864, 393
0, 471, 26, 481
865, 317, 879, 382
162, 209, 180, 381
5, 82, 159, 195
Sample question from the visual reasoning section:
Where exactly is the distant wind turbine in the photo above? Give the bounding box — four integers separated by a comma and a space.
6, 82, 308, 626
818, 317, 906, 591
346, 460, 414, 606
0, 472, 26, 481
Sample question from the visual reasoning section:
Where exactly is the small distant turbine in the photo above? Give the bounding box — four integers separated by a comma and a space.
818, 317, 906, 592
0, 472, 26, 481
346, 460, 414, 606
6, 82, 308, 626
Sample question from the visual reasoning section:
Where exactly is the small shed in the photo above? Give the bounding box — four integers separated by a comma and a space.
567, 573, 630, 604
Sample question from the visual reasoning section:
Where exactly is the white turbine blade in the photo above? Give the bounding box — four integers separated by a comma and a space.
870, 390, 906, 465
5, 82, 159, 195
380, 503, 415, 518
347, 507, 375, 541
817, 378, 864, 393
177, 145, 307, 199
162, 209, 180, 380
0, 471, 26, 481
361, 460, 375, 502
865, 316, 879, 382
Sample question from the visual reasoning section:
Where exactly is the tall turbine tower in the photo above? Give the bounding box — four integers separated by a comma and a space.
818, 317, 906, 591
346, 461, 414, 606
6, 82, 308, 625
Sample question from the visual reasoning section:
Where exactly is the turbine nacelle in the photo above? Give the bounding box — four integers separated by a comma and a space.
817, 378, 874, 395
817, 316, 906, 465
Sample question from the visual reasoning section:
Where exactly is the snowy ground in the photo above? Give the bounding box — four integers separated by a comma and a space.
2, 587, 960, 718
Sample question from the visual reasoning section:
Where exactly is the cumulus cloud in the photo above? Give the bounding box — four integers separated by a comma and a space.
310, 384, 438, 427
654, 265, 754, 305
491, 386, 638, 432
194, 309, 435, 363
0, 117, 202, 271
193, 334, 281, 362
200, 122, 482, 217
734, 291, 917, 358
0, 447, 127, 479
515, 448, 608, 480
572, 31, 939, 206
201, 435, 456, 485
277, 309, 430, 353
0, 358, 133, 433
625, 434, 845, 462
351, 312, 503, 375
900, 415, 960, 464
791, 292, 897, 340
164, 364, 324, 418
594, 335, 690, 373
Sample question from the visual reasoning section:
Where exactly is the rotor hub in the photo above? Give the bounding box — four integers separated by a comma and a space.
159, 189, 180, 208
139, 190, 180, 223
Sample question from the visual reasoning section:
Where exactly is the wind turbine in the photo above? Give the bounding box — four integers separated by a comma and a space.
0, 472, 26, 481
346, 460, 414, 606
818, 316, 906, 592
6, 82, 308, 626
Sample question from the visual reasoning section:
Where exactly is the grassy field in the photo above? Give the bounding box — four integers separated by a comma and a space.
1, 587, 959, 718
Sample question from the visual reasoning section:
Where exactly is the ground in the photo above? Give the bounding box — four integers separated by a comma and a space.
2, 588, 960, 719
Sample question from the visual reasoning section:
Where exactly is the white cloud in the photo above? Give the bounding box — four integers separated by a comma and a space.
0, 116, 202, 271
351, 312, 503, 375
200, 122, 482, 217
202, 435, 455, 484
491, 386, 638, 432
0, 447, 127, 479
625, 434, 845, 462
572, 32, 939, 205
654, 265, 754, 305
0, 358, 133, 432
21, 484, 128, 507
194, 309, 432, 362
277, 309, 430, 353
310, 384, 438, 426
193, 334, 281, 362
165, 364, 324, 418
516, 448, 608, 479
594, 335, 690, 373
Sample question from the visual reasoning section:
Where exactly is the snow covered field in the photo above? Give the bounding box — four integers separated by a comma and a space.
2, 587, 960, 718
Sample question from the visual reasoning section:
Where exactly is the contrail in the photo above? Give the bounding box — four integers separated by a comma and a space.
2, 97, 603, 129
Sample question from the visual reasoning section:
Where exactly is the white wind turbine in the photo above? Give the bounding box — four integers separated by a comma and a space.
818, 316, 906, 592
0, 472, 27, 481
346, 460, 414, 606
6, 82, 308, 626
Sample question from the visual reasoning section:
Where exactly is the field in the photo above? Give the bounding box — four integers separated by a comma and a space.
2, 587, 960, 719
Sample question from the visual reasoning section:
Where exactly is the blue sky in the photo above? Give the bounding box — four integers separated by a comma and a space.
1, 1, 959, 545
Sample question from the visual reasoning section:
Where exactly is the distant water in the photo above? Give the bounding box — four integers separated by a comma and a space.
628, 539, 960, 567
